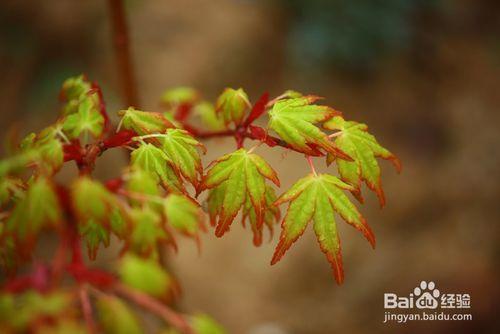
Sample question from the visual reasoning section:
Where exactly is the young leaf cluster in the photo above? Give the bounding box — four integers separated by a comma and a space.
0, 74, 399, 332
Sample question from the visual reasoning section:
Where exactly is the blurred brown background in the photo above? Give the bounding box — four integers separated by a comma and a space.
1, 0, 499, 333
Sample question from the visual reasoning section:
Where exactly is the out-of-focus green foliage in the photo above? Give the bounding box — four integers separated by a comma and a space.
6, 177, 61, 244
119, 253, 174, 298
97, 295, 143, 334
0, 291, 76, 332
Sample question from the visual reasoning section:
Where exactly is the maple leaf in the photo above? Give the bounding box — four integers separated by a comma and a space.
71, 177, 126, 259
158, 129, 206, 188
61, 75, 91, 100
202, 148, 279, 238
268, 96, 350, 158
194, 101, 226, 131
0, 177, 24, 208
324, 116, 401, 206
110, 208, 128, 240
119, 254, 175, 300
127, 207, 170, 257
0, 127, 64, 176
60, 75, 92, 116
130, 143, 184, 193
164, 194, 204, 238
271, 173, 375, 284
215, 88, 250, 126
190, 314, 226, 334
162, 111, 183, 128
4, 291, 74, 330
72, 177, 121, 225
125, 168, 161, 208
241, 185, 280, 246
32, 127, 65, 173
161, 86, 199, 107
96, 295, 143, 334
62, 91, 104, 139
118, 107, 175, 135
5, 177, 61, 248
79, 220, 110, 260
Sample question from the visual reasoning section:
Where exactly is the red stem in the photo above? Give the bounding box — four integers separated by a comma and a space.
195, 128, 323, 156
79, 285, 97, 334
307, 156, 318, 176
108, 0, 140, 108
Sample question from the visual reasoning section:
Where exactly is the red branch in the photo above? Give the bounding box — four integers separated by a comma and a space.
79, 285, 97, 334
108, 0, 140, 108
195, 128, 324, 156
63, 130, 136, 174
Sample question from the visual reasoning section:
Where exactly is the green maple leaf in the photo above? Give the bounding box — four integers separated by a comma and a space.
0, 152, 33, 177
164, 193, 204, 238
0, 127, 64, 176
128, 207, 169, 257
194, 101, 226, 131
215, 88, 250, 126
7, 291, 73, 331
119, 254, 174, 299
271, 173, 375, 284
160, 314, 226, 334
119, 107, 175, 135
6, 177, 61, 245
71, 177, 124, 259
324, 116, 401, 206
62, 92, 104, 139
61, 75, 91, 101
79, 220, 110, 260
33, 127, 64, 173
96, 296, 143, 334
190, 314, 226, 334
110, 208, 128, 240
130, 143, 184, 193
0, 177, 24, 207
241, 185, 280, 246
202, 148, 279, 237
268, 96, 350, 158
60, 75, 92, 116
72, 177, 120, 224
161, 86, 199, 106
126, 168, 161, 209
162, 111, 183, 128
158, 129, 206, 188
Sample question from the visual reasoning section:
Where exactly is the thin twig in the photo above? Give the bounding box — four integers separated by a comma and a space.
307, 156, 317, 176
195, 128, 320, 156
195, 130, 235, 139
328, 131, 343, 138
266, 92, 290, 108
247, 141, 263, 154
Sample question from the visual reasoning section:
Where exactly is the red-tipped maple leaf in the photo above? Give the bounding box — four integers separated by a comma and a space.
324, 116, 401, 206
268, 96, 351, 159
202, 148, 279, 239
271, 173, 375, 284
